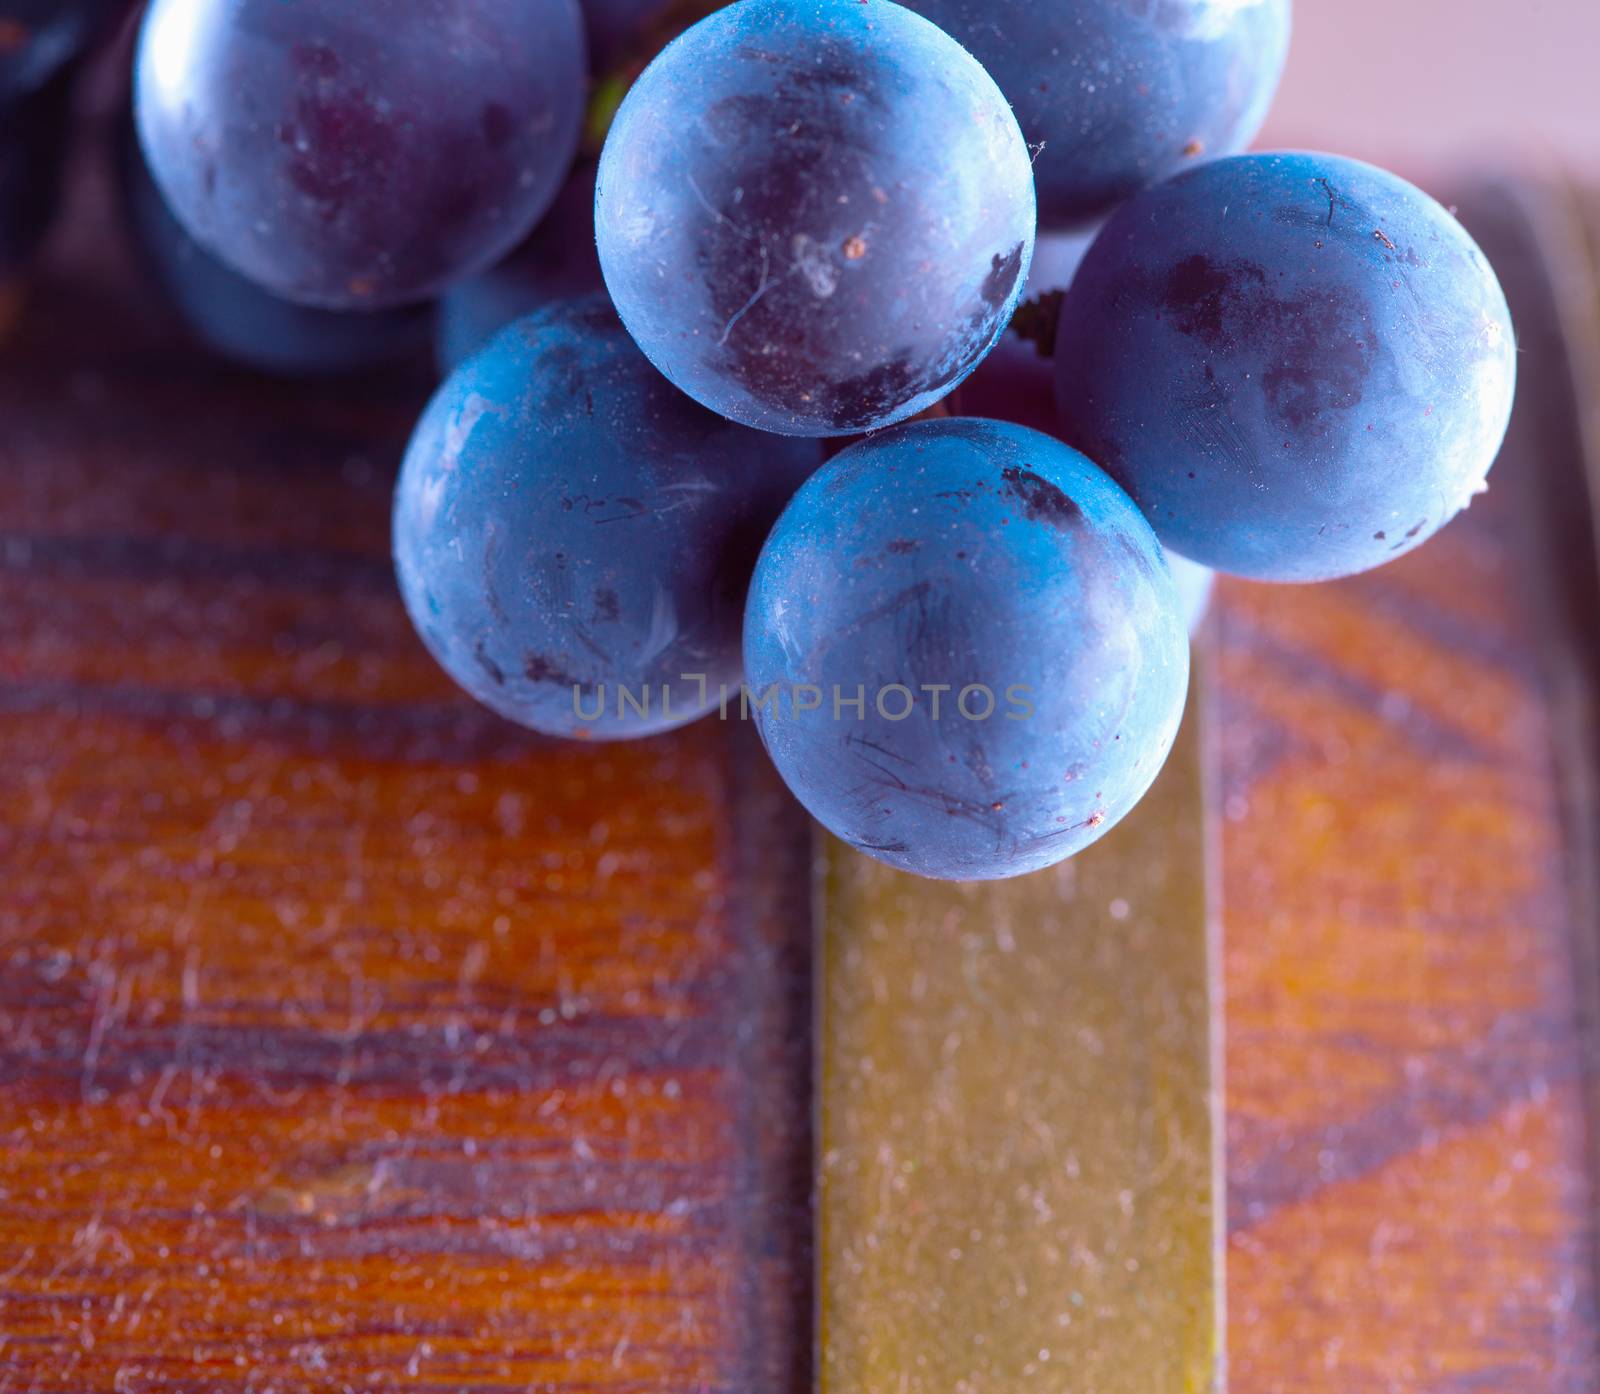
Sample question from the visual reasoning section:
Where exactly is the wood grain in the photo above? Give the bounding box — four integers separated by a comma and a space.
0, 140, 812, 1393
1220, 183, 1600, 1393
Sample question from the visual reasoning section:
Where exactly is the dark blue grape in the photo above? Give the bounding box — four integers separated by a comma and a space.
1054, 152, 1516, 582
118, 119, 430, 376
0, 0, 121, 100
0, 62, 73, 278
902, 0, 1290, 230
434, 162, 603, 375
134, 0, 587, 309
744, 417, 1189, 882
596, 0, 1036, 437
394, 295, 821, 741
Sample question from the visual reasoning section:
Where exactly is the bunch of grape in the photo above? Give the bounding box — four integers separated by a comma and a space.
113, 0, 1514, 881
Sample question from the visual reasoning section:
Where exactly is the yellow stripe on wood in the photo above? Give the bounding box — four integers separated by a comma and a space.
818, 701, 1220, 1394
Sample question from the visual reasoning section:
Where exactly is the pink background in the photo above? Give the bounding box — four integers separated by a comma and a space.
1259, 0, 1600, 180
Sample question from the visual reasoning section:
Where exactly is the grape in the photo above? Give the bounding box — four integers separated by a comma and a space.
0, 0, 121, 100
393, 295, 821, 741
0, 64, 73, 278
118, 119, 430, 377
134, 0, 587, 309
595, 0, 1036, 437
901, 0, 1291, 230
434, 161, 603, 375
1053, 152, 1516, 582
744, 417, 1189, 881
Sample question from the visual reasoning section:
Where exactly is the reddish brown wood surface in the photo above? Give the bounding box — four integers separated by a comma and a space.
0, 142, 812, 1392
1220, 185, 1600, 1393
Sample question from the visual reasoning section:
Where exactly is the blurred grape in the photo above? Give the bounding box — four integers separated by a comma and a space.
117, 117, 431, 376
135, 0, 588, 308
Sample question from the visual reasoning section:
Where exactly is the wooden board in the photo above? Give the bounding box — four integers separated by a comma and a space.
0, 142, 814, 1393
817, 702, 1219, 1394
1220, 181, 1600, 1393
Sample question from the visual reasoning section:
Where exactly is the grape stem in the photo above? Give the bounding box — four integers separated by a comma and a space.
1007, 290, 1065, 360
